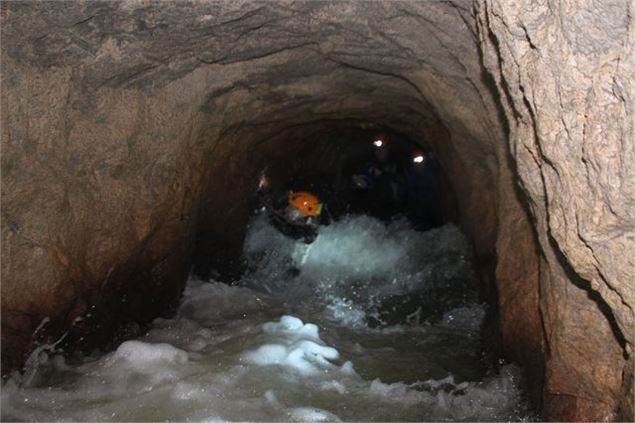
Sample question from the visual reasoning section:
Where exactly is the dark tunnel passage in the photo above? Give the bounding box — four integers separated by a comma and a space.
193, 125, 461, 284
1, 1, 633, 422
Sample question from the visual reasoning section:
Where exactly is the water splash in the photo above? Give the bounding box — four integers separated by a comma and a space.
2, 214, 535, 421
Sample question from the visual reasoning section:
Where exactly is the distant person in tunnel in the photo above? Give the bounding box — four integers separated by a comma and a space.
403, 148, 442, 230
349, 132, 405, 220
256, 173, 328, 244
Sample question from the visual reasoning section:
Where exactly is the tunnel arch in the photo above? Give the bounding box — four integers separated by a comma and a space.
2, 1, 632, 420
191, 120, 464, 284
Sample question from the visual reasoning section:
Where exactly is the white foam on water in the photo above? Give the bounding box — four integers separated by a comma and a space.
365, 364, 530, 421
2, 214, 535, 422
243, 214, 477, 323
244, 315, 348, 376
113, 340, 189, 366
287, 407, 342, 422
297, 215, 407, 280
325, 297, 367, 327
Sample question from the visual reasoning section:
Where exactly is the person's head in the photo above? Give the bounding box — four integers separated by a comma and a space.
288, 191, 323, 217
257, 171, 269, 190
372, 132, 390, 162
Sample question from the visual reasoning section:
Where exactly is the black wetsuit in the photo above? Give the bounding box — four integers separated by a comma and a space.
404, 159, 441, 230
349, 159, 405, 220
268, 209, 319, 244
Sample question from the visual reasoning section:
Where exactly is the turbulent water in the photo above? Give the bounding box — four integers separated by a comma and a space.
2, 214, 534, 422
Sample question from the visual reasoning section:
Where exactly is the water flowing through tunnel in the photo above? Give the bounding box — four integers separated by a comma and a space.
1, 1, 633, 421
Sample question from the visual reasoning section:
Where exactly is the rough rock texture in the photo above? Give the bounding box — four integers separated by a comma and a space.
1, 1, 632, 420
477, 1, 634, 419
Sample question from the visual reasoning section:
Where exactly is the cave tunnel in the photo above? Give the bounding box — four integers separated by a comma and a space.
1, 1, 633, 421
193, 124, 461, 284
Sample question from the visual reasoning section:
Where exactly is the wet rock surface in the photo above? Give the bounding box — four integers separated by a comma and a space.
477, 1, 634, 419
1, 1, 632, 420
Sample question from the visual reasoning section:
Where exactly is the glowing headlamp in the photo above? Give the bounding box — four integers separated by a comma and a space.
413, 155, 424, 164
373, 139, 383, 148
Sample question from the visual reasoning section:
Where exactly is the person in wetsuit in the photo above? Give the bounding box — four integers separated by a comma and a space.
403, 149, 442, 230
256, 175, 328, 244
349, 132, 405, 220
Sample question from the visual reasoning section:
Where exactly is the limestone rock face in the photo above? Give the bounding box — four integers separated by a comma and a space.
1, 1, 632, 420
477, 1, 634, 419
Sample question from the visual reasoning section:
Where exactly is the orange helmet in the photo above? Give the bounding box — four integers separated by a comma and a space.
288, 191, 322, 217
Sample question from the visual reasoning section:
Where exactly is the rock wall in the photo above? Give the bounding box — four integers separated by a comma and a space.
1, 1, 632, 420
478, 0, 634, 419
